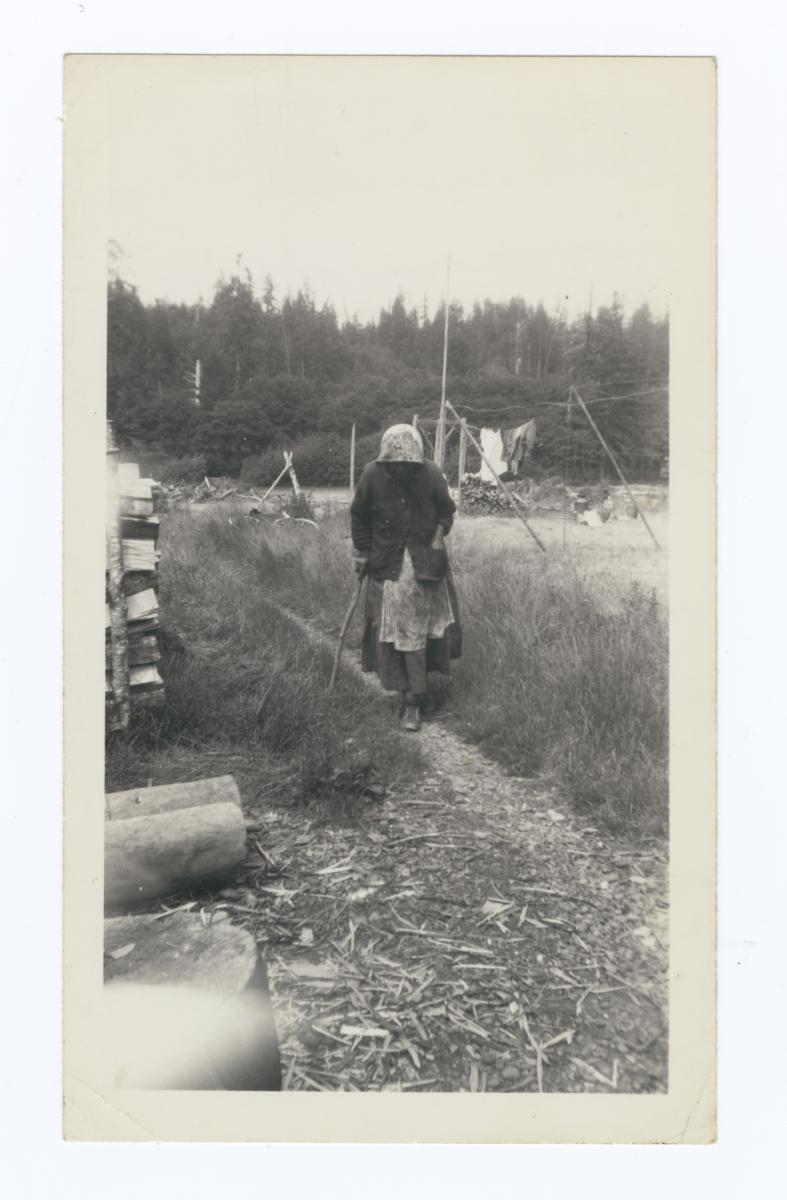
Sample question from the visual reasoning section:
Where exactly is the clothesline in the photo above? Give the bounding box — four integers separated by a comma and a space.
449, 385, 668, 418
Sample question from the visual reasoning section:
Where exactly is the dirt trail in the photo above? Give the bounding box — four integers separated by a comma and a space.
218, 595, 668, 1093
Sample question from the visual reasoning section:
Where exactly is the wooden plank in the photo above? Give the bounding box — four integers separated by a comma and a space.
121, 515, 160, 540
129, 664, 164, 691
121, 496, 155, 518
106, 775, 242, 822
122, 572, 160, 598
122, 538, 159, 572
127, 616, 160, 637
107, 669, 163, 694
106, 635, 160, 669
121, 479, 153, 501
126, 588, 158, 622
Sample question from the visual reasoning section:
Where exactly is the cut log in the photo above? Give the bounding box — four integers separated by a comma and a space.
121, 515, 160, 540
106, 775, 241, 821
106, 600, 159, 636
108, 678, 164, 700
105, 801, 246, 910
127, 616, 160, 637
126, 588, 158, 622
122, 538, 159, 572
121, 479, 153, 501
107, 670, 160, 697
106, 635, 160, 669
129, 664, 164, 691
121, 496, 155, 518
103, 912, 281, 1090
122, 571, 160, 598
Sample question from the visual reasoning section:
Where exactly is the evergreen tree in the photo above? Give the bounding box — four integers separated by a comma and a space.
106, 271, 669, 480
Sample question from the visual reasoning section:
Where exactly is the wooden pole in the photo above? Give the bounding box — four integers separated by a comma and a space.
257, 460, 291, 506
570, 387, 661, 550
329, 574, 366, 688
349, 422, 356, 492
435, 261, 450, 470
417, 420, 435, 457
283, 451, 302, 498
446, 402, 547, 553
457, 419, 467, 510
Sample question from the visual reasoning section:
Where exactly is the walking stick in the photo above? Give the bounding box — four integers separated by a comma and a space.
329, 568, 367, 688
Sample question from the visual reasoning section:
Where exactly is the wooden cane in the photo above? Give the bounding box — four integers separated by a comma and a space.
329, 571, 367, 688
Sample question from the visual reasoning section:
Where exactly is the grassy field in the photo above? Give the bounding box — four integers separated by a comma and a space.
108, 505, 668, 837
105, 511, 425, 818
450, 512, 668, 833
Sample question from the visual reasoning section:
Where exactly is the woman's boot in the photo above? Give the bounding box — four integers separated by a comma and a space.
400, 690, 421, 732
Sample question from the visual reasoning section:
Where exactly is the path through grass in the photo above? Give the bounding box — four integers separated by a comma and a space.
173, 508, 668, 835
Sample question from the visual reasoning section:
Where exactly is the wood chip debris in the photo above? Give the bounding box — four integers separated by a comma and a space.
217, 749, 667, 1094
107, 943, 135, 960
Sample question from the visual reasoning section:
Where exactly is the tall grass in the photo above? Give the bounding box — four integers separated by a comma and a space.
451, 540, 668, 833
180, 509, 668, 835
106, 509, 420, 812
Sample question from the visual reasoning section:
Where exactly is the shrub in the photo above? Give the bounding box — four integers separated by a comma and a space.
242, 431, 378, 487
151, 453, 208, 484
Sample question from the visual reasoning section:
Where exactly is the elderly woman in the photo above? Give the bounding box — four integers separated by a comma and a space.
350, 424, 462, 732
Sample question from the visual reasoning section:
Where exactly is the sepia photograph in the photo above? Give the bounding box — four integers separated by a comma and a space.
63, 54, 715, 1141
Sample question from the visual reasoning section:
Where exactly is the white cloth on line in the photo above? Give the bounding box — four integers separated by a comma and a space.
477, 428, 507, 480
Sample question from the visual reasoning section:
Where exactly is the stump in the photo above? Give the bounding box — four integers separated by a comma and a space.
103, 912, 281, 1090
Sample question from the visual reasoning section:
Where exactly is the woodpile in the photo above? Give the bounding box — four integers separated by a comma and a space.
156, 475, 238, 509
609, 483, 667, 515
459, 475, 511, 514
106, 426, 164, 731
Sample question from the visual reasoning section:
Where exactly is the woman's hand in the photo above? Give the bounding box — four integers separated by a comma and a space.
430, 525, 446, 551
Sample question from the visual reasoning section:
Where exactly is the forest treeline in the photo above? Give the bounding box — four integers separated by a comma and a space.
107, 272, 668, 483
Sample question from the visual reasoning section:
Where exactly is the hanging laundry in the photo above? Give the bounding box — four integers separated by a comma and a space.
477, 428, 508, 481
501, 419, 537, 474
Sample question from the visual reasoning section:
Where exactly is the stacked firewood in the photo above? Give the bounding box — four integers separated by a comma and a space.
106, 443, 165, 731
459, 475, 511, 514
